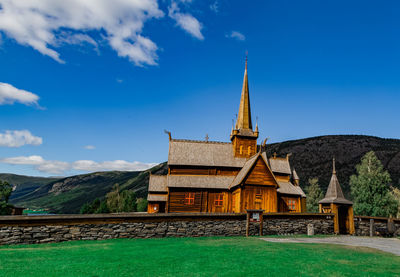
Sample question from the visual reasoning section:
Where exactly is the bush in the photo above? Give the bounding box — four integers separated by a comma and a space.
136, 198, 148, 212
0, 180, 12, 215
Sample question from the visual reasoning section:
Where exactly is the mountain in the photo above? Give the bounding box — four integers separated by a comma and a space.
9, 163, 167, 214
0, 174, 60, 200
4, 135, 400, 214
266, 135, 400, 197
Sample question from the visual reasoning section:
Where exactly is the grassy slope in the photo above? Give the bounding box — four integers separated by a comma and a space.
10, 163, 167, 214
0, 174, 60, 200
0, 237, 399, 277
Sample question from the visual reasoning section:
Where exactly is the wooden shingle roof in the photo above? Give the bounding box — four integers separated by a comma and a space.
319, 159, 352, 205
277, 181, 306, 197
167, 175, 235, 189
148, 175, 168, 193
168, 139, 247, 167
268, 157, 291, 175
147, 194, 168, 202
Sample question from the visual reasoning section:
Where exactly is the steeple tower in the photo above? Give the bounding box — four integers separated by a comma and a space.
236, 56, 252, 130
231, 56, 259, 157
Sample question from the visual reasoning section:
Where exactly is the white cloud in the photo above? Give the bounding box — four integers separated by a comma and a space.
84, 145, 96, 150
72, 160, 156, 172
210, 1, 219, 13
226, 31, 246, 41
0, 130, 43, 147
168, 1, 204, 40
1, 155, 45, 165
0, 82, 39, 106
0, 0, 164, 66
0, 155, 157, 175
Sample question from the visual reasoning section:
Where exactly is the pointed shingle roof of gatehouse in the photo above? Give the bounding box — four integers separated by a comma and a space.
319, 158, 353, 205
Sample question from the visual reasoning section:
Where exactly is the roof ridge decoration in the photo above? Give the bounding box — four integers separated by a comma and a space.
292, 168, 299, 180
171, 139, 231, 145
319, 158, 353, 205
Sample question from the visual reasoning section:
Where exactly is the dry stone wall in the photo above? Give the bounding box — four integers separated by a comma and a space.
0, 213, 334, 245
354, 216, 400, 237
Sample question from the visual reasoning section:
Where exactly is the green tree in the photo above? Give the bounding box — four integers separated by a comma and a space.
80, 198, 101, 214
80, 198, 110, 214
136, 198, 148, 212
305, 178, 324, 212
0, 180, 12, 215
80, 202, 92, 214
350, 151, 398, 217
95, 201, 110, 214
121, 190, 137, 212
106, 184, 137, 213
106, 184, 122, 212
391, 187, 400, 218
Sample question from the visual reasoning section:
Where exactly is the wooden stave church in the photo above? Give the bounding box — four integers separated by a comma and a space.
147, 59, 306, 213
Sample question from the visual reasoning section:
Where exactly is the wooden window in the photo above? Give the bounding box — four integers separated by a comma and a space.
322, 207, 331, 213
215, 193, 223, 207
255, 188, 262, 200
247, 146, 252, 156
239, 145, 243, 155
288, 199, 296, 211
184, 192, 195, 205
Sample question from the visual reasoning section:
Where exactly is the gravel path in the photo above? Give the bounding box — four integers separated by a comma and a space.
260, 236, 400, 256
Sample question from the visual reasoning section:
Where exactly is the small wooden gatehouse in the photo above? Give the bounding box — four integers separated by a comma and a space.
319, 158, 355, 234
147, 59, 306, 213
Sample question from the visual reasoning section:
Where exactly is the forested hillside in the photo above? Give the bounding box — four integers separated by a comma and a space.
4, 135, 400, 213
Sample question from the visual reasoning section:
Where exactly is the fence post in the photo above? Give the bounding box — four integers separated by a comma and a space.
369, 218, 374, 237
246, 212, 250, 237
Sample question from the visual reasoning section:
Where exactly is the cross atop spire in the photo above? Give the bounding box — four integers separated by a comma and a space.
245, 51, 248, 70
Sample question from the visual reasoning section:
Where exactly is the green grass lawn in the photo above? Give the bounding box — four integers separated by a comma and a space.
0, 237, 399, 277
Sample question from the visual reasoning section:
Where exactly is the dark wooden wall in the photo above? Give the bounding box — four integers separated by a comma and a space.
241, 185, 277, 212
245, 158, 277, 186
278, 196, 301, 213
147, 202, 166, 213
168, 188, 230, 213
169, 166, 240, 176
232, 137, 257, 158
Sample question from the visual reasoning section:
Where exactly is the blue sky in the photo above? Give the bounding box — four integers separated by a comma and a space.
0, 0, 399, 176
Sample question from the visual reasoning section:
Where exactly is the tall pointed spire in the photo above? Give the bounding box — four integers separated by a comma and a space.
235, 55, 252, 130
333, 157, 336, 175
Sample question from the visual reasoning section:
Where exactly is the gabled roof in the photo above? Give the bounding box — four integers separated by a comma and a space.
319, 159, 353, 205
229, 154, 259, 189
147, 194, 168, 202
168, 175, 235, 189
268, 157, 291, 175
168, 139, 247, 167
277, 181, 306, 197
148, 175, 168, 193
229, 152, 279, 189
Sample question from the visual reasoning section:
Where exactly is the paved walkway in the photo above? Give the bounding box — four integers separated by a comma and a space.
260, 236, 400, 256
